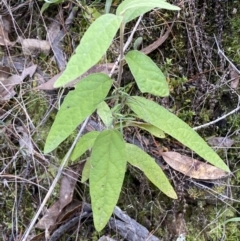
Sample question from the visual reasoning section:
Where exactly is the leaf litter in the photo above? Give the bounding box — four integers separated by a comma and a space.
35, 163, 83, 232
207, 136, 235, 148
161, 151, 229, 180
0, 0, 238, 240
0, 65, 37, 103
0, 15, 15, 46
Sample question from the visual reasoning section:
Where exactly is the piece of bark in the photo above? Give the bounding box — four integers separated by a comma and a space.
109, 206, 161, 241
98, 236, 118, 241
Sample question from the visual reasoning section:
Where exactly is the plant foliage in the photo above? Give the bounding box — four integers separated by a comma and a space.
44, 0, 230, 232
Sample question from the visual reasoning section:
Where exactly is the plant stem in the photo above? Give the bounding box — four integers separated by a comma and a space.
117, 22, 125, 86
109, 15, 143, 77
105, 0, 113, 13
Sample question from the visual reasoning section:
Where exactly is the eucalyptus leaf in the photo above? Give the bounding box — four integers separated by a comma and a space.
44, 74, 112, 153
90, 130, 126, 231
126, 143, 177, 199
54, 14, 122, 87
127, 96, 230, 172
125, 50, 169, 97
116, 0, 180, 23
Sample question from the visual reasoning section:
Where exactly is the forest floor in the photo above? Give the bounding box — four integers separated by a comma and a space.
1, 0, 240, 241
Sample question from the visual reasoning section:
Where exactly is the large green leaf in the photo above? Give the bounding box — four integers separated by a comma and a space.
54, 14, 122, 87
44, 74, 112, 153
90, 130, 126, 231
127, 96, 230, 172
70, 131, 100, 161
116, 0, 180, 23
125, 50, 169, 97
126, 143, 177, 199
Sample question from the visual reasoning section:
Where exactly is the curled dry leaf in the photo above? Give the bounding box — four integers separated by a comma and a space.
36, 63, 117, 90
161, 151, 228, 180
0, 15, 15, 46
0, 65, 37, 103
207, 136, 235, 148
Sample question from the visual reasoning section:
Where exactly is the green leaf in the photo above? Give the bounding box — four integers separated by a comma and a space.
105, 0, 113, 13
116, 121, 165, 138
70, 131, 100, 161
126, 143, 177, 199
133, 37, 143, 50
224, 217, 240, 225
116, 0, 180, 23
90, 130, 126, 231
41, 2, 50, 13
81, 159, 91, 183
132, 122, 165, 138
54, 14, 122, 87
125, 50, 169, 97
44, 74, 112, 153
97, 101, 113, 128
127, 96, 230, 172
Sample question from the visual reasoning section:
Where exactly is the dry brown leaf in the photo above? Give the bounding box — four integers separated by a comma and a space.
0, 66, 10, 80
161, 151, 228, 180
59, 168, 80, 210
28, 232, 45, 241
141, 25, 172, 55
31, 201, 82, 240
19, 37, 50, 56
35, 163, 83, 231
207, 136, 235, 148
36, 63, 117, 90
0, 15, 14, 46
0, 65, 37, 103
57, 199, 82, 224
17, 126, 34, 156
47, 18, 66, 71
36, 72, 62, 90
35, 200, 61, 230
229, 65, 240, 89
